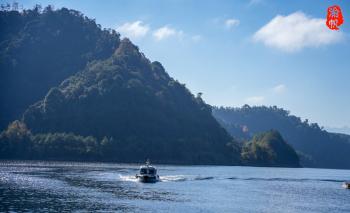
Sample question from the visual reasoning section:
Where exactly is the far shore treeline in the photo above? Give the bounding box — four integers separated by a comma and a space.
1, 5, 349, 168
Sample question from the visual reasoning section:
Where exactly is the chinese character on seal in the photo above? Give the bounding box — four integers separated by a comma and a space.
326, 5, 344, 30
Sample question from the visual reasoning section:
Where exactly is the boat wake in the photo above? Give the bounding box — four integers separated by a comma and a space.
227, 177, 346, 183
160, 175, 214, 182
118, 174, 138, 182
118, 174, 345, 184
118, 174, 215, 183
160, 175, 187, 182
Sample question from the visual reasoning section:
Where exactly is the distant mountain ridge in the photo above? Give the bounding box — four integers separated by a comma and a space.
213, 105, 350, 169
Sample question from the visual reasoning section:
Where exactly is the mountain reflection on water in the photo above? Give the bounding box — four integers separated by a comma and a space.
1, 161, 350, 212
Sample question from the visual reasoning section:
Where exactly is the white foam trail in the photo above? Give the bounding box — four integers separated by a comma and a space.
118, 174, 138, 182
160, 175, 187, 182
118, 174, 214, 183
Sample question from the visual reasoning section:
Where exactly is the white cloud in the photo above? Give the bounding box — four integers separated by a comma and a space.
116, 21, 200, 43
245, 96, 265, 104
153, 26, 183, 41
272, 84, 286, 94
116, 21, 149, 39
225, 19, 240, 29
253, 12, 343, 52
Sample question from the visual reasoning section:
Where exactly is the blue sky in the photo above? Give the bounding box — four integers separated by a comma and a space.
12, 0, 350, 133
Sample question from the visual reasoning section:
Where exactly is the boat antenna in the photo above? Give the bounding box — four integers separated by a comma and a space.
146, 158, 150, 166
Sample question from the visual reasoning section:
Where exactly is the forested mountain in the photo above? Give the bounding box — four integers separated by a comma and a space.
241, 130, 300, 167
19, 38, 239, 164
0, 7, 242, 165
0, 6, 303, 167
0, 6, 120, 130
213, 105, 350, 169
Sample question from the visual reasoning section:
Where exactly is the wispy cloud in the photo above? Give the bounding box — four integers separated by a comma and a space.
245, 96, 265, 105
253, 12, 343, 52
272, 84, 286, 94
225, 19, 240, 29
191, 35, 202, 42
116, 21, 149, 39
153, 26, 184, 41
117, 21, 200, 43
325, 126, 350, 135
248, 0, 264, 6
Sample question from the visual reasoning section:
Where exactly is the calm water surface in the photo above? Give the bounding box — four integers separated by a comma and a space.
0, 161, 349, 212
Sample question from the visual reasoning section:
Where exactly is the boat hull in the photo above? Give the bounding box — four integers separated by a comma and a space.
136, 175, 159, 183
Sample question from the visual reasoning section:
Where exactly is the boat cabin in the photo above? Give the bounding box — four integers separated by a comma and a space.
140, 166, 157, 175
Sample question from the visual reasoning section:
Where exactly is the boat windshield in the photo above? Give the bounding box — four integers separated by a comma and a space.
140, 167, 156, 175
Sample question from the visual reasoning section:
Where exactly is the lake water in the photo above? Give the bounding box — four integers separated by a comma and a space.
0, 161, 349, 212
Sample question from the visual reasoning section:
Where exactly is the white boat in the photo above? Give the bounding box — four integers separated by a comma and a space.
342, 182, 350, 189
135, 160, 159, 183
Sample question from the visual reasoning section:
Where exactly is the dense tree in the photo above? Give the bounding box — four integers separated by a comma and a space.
0, 120, 33, 159
241, 130, 300, 167
0, 121, 104, 160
